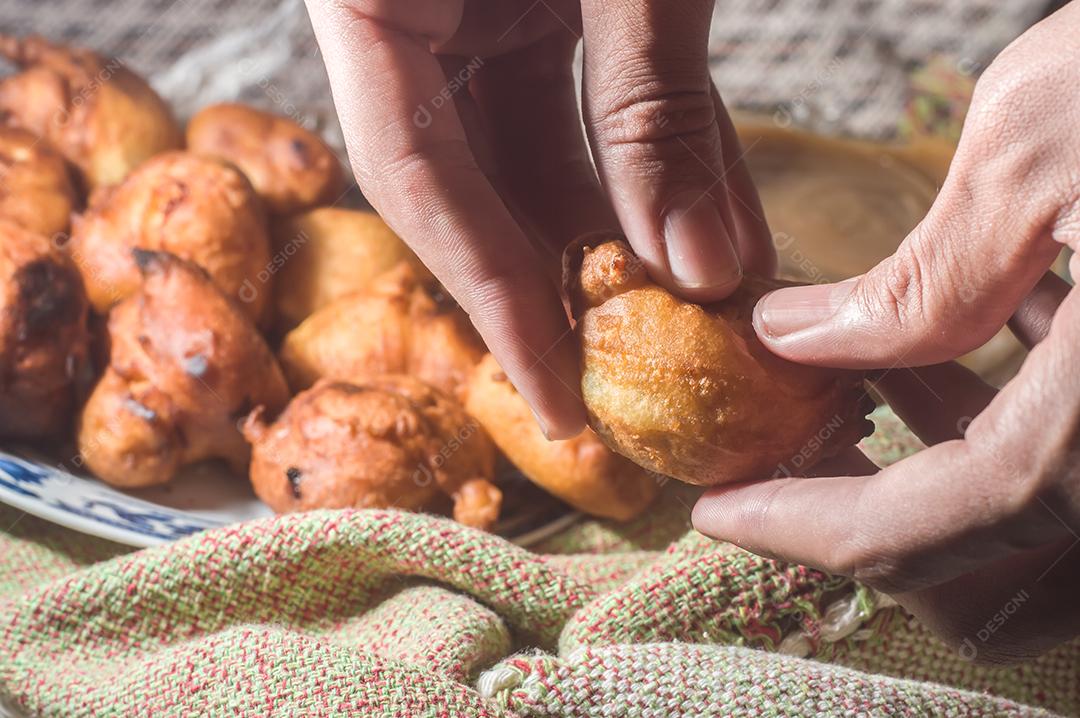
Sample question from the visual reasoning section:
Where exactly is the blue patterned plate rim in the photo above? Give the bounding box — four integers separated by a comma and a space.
0, 447, 581, 549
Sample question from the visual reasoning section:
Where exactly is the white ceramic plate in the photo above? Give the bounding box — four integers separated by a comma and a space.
0, 446, 580, 549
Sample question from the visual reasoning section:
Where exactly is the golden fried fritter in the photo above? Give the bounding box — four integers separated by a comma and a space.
68, 151, 271, 323
565, 234, 873, 486
78, 251, 289, 488
278, 263, 485, 399
0, 219, 89, 438
186, 103, 345, 215
269, 207, 432, 332
243, 375, 501, 529
0, 34, 182, 189
465, 353, 660, 521
0, 127, 78, 236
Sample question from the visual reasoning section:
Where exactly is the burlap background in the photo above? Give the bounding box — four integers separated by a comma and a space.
0, 0, 1058, 146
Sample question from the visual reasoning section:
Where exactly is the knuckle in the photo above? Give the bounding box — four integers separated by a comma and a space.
938, 56, 1077, 253
458, 260, 546, 329
591, 86, 719, 163
959, 117, 1044, 204
384, 136, 479, 181
961, 48, 1076, 183
740, 479, 789, 539
366, 137, 479, 206
465, 270, 525, 318
856, 242, 930, 331
971, 41, 1062, 126
969, 63, 1028, 125
854, 231, 980, 357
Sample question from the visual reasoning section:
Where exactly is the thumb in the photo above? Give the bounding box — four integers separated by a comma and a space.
751, 151, 1064, 369
748, 33, 1080, 369
580, 0, 773, 301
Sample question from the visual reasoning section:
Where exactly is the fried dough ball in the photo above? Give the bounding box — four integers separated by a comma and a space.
242, 376, 501, 529
0, 127, 78, 236
78, 251, 289, 488
465, 354, 659, 521
0, 219, 89, 438
186, 103, 345, 215
278, 263, 485, 399
269, 208, 433, 332
0, 35, 181, 189
68, 151, 271, 323
565, 234, 874, 486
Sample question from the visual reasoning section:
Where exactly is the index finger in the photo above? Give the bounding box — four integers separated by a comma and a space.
695, 286, 1080, 593
305, 0, 585, 437
692, 442, 1069, 593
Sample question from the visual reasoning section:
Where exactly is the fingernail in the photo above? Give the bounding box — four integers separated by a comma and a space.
663, 193, 742, 297
754, 280, 857, 339
530, 407, 553, 441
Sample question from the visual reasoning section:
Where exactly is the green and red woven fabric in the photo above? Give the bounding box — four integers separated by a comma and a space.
0, 410, 1077, 717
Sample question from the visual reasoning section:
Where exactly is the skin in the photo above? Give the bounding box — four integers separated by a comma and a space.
311, 1, 1080, 658
693, 5, 1080, 663
304, 0, 774, 439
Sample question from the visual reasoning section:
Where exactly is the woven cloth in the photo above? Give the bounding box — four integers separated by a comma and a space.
1, 1, 1075, 716
1, 409, 1078, 717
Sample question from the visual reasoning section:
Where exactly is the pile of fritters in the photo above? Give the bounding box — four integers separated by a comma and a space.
0, 35, 665, 531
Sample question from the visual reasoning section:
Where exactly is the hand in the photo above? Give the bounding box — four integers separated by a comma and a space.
304, 0, 774, 438
694, 4, 1080, 663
